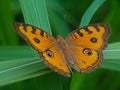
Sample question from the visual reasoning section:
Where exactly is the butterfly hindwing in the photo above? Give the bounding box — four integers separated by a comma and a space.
41, 46, 70, 77
67, 46, 103, 72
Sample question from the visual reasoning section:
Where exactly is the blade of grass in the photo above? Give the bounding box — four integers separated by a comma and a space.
80, 0, 106, 27
19, 0, 52, 34
102, 42, 120, 71
0, 57, 50, 86
102, 59, 120, 71
103, 42, 120, 59
0, 46, 38, 60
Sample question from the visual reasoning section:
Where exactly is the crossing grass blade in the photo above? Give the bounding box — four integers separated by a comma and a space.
0, 58, 50, 86
102, 42, 120, 71
0, 46, 38, 60
19, 0, 52, 34
0, 46, 50, 86
80, 0, 106, 27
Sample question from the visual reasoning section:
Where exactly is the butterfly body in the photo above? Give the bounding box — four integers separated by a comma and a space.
14, 23, 111, 77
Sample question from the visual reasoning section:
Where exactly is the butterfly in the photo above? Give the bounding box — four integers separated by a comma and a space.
14, 23, 111, 77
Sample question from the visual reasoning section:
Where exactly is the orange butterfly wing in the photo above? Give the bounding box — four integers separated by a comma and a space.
66, 24, 111, 72
14, 23, 70, 77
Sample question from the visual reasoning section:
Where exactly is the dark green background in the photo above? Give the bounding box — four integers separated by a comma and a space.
0, 0, 120, 90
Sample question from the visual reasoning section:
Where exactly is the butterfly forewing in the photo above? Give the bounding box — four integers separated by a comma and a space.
14, 23, 55, 52
66, 24, 111, 50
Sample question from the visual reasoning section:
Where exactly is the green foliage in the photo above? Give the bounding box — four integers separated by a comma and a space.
80, 0, 106, 27
19, 0, 52, 34
0, 0, 120, 90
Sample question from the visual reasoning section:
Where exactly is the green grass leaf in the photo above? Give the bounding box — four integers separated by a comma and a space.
102, 42, 120, 71
19, 0, 52, 34
104, 42, 120, 59
80, 0, 106, 27
0, 57, 49, 86
0, 46, 37, 60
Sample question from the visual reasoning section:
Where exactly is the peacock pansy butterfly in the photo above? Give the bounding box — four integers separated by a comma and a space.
14, 23, 111, 77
